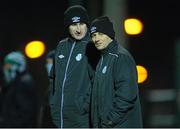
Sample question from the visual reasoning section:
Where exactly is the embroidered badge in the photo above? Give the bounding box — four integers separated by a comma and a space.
76, 53, 82, 61
72, 16, 80, 23
102, 66, 107, 74
58, 54, 65, 59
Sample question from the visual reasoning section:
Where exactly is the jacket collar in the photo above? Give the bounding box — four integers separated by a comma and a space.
101, 40, 118, 55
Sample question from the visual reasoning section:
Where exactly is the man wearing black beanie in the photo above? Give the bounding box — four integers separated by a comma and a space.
90, 16, 143, 128
48, 5, 94, 128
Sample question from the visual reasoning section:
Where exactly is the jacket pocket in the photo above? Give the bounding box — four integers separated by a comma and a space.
75, 95, 90, 115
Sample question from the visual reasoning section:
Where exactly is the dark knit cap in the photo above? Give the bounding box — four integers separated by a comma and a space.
64, 5, 89, 27
90, 16, 115, 39
46, 50, 55, 59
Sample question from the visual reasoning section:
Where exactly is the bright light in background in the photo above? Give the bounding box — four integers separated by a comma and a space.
136, 65, 148, 84
124, 18, 143, 35
25, 41, 45, 59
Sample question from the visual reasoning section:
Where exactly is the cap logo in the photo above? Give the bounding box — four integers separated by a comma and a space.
58, 54, 65, 59
72, 16, 80, 23
90, 26, 97, 33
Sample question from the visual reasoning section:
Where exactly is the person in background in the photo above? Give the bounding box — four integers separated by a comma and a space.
0, 51, 38, 127
49, 5, 94, 128
90, 16, 143, 128
0, 64, 4, 93
39, 50, 56, 127
0, 55, 5, 93
45, 50, 55, 76
0, 63, 5, 121
45, 50, 55, 105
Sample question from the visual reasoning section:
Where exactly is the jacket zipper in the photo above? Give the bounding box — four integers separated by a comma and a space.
97, 55, 103, 126
99, 55, 104, 71
60, 42, 76, 128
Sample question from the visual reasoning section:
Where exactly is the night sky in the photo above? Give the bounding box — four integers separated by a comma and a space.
128, 0, 180, 89
0, 0, 68, 55
0, 0, 69, 98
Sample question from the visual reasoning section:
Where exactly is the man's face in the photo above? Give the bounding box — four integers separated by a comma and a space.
91, 32, 113, 50
3, 63, 12, 72
3, 63, 14, 83
69, 22, 88, 40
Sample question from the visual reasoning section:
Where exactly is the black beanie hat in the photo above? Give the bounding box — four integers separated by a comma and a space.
46, 50, 55, 59
64, 5, 89, 27
90, 16, 115, 39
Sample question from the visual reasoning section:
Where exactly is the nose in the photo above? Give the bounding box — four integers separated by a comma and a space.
76, 24, 80, 32
94, 36, 99, 43
95, 34, 100, 40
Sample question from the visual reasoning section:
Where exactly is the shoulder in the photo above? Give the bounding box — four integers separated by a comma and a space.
20, 73, 33, 83
115, 43, 136, 65
57, 38, 69, 47
55, 38, 69, 54
19, 73, 35, 89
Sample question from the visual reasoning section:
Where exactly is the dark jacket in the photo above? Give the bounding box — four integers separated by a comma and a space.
0, 71, 38, 127
91, 40, 143, 128
49, 34, 94, 128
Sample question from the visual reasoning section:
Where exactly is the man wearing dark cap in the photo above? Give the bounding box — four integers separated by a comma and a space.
49, 5, 94, 128
90, 16, 143, 128
0, 51, 38, 127
45, 50, 55, 76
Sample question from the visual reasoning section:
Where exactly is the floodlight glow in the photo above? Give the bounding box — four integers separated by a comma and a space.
25, 41, 45, 59
124, 18, 143, 35
136, 65, 148, 84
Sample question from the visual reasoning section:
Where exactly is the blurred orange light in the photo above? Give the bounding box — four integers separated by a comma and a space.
124, 18, 143, 35
136, 65, 148, 84
25, 41, 45, 59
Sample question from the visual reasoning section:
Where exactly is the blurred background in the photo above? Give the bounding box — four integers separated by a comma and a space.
0, 0, 180, 127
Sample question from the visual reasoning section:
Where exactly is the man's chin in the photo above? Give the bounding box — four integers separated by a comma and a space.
96, 47, 102, 50
74, 35, 85, 40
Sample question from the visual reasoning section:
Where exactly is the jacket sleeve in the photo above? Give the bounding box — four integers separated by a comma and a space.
81, 63, 95, 113
101, 54, 139, 127
48, 41, 62, 101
